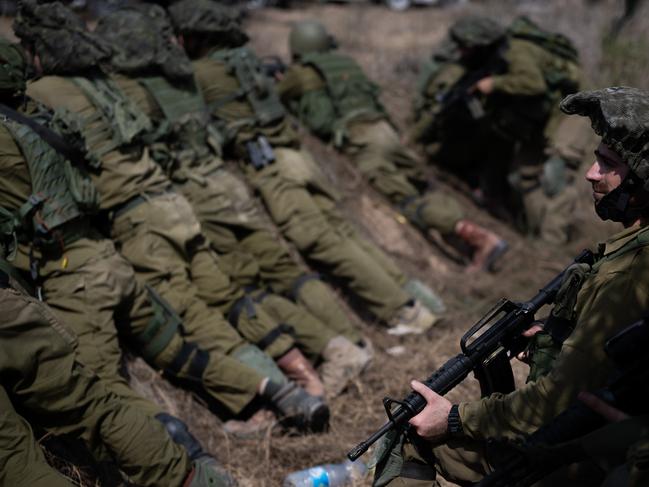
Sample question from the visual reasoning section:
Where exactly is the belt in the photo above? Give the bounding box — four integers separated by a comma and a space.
111, 188, 173, 220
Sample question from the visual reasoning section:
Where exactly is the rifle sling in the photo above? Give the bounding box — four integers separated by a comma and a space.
0, 103, 84, 166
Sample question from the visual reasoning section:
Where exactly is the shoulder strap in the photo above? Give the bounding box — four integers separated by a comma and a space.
0, 103, 84, 166
593, 226, 649, 271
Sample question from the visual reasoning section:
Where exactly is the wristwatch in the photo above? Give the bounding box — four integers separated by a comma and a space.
447, 404, 464, 437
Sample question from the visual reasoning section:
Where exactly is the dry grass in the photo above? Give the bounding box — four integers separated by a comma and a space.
15, 0, 646, 484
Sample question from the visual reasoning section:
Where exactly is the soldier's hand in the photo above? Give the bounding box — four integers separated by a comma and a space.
408, 380, 452, 442
472, 76, 495, 95
516, 323, 544, 362
578, 391, 630, 422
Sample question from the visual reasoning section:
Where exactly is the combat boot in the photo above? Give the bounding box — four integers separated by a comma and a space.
276, 347, 325, 397
318, 335, 372, 398
155, 413, 205, 460
454, 219, 509, 273
387, 299, 439, 336
268, 381, 330, 432
184, 456, 237, 487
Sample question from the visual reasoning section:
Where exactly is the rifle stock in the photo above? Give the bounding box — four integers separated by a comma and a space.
347, 249, 594, 462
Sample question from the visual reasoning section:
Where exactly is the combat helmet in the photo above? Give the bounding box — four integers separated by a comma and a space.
95, 4, 193, 80
0, 38, 28, 98
168, 0, 248, 48
13, 0, 110, 75
289, 20, 335, 59
561, 86, 649, 221
450, 15, 506, 49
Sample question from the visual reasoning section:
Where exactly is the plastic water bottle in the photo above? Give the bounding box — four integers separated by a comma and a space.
283, 459, 367, 486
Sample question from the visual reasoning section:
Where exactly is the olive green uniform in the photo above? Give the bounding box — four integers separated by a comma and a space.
193, 51, 413, 322
388, 224, 649, 485
415, 36, 583, 244
110, 72, 357, 355
0, 272, 191, 486
278, 55, 464, 236
24, 76, 274, 415
0, 385, 76, 487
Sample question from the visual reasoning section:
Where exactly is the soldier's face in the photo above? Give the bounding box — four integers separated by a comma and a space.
586, 142, 629, 204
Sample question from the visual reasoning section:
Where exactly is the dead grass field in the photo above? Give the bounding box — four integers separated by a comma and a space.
5, 0, 648, 485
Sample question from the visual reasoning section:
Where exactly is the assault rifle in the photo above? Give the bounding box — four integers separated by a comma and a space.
260, 55, 287, 79
347, 249, 595, 462
478, 316, 649, 487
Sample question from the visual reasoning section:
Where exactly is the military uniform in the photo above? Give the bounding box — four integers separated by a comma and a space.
190, 55, 419, 324
0, 271, 191, 486
0, 385, 76, 487
109, 71, 357, 356
0, 101, 268, 416
383, 217, 649, 486
376, 86, 649, 485
279, 53, 464, 237
414, 17, 584, 245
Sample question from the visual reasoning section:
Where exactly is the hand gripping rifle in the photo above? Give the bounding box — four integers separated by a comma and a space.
478, 316, 649, 487
347, 249, 595, 462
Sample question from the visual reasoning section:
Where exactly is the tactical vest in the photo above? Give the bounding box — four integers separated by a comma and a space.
209, 47, 286, 127
300, 52, 384, 129
0, 110, 98, 249
507, 17, 581, 96
137, 75, 224, 180
69, 76, 154, 166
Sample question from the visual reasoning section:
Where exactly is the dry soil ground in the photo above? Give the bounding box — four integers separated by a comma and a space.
6, 0, 647, 485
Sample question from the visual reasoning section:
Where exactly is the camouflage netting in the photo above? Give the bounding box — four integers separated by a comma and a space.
561, 86, 649, 189
94, 4, 193, 80
168, 0, 248, 46
0, 38, 27, 95
13, 0, 110, 75
450, 15, 506, 48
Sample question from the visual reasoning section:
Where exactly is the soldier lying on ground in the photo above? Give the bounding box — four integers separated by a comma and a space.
278, 20, 508, 273
168, 0, 445, 336
12, 0, 329, 436
0, 215, 233, 487
92, 3, 371, 399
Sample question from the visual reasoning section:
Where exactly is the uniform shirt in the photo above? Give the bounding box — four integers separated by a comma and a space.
191, 55, 298, 152
0, 115, 115, 276
26, 76, 170, 210
459, 224, 649, 440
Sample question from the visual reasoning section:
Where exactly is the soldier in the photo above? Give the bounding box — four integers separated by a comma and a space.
168, 0, 441, 336
413, 16, 584, 245
92, 3, 371, 398
11, 1, 328, 434
371, 86, 649, 486
0, 212, 232, 487
279, 20, 508, 273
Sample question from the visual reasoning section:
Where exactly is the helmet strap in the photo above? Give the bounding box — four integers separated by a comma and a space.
595, 175, 649, 223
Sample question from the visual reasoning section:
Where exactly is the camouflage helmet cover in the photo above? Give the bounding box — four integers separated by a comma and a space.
450, 15, 506, 49
289, 20, 332, 58
94, 4, 193, 80
0, 38, 27, 96
561, 86, 649, 190
168, 0, 248, 47
13, 0, 110, 75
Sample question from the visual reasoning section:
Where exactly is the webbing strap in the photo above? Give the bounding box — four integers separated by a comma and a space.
257, 323, 295, 351
227, 295, 257, 327
187, 348, 209, 382
166, 341, 196, 376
